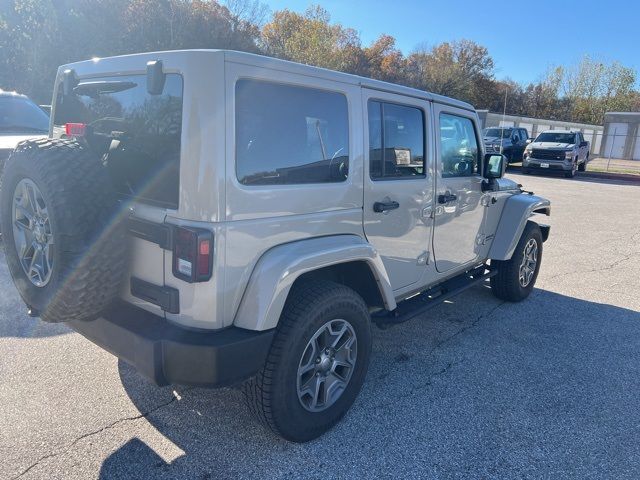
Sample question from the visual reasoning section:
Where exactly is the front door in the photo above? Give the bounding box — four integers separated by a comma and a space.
433, 106, 486, 273
362, 89, 433, 291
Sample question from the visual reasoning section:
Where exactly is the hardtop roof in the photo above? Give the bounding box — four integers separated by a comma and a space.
60, 49, 475, 112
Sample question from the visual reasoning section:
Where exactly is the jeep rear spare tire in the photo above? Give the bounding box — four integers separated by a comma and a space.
0, 139, 127, 322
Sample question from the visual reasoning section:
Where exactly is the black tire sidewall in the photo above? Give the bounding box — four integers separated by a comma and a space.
0, 162, 66, 312
1, 139, 126, 322
270, 286, 372, 442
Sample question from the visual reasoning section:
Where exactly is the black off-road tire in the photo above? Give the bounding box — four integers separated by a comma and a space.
564, 160, 577, 178
243, 280, 372, 442
0, 138, 127, 323
578, 155, 588, 172
490, 221, 543, 302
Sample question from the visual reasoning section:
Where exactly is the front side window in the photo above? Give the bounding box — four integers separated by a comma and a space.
368, 100, 425, 180
439, 113, 480, 178
54, 74, 183, 209
235, 79, 349, 185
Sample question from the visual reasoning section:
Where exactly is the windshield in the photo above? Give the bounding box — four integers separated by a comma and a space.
535, 132, 576, 144
483, 128, 512, 139
0, 96, 49, 133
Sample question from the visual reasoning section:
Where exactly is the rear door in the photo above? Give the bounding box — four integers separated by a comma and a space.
432, 105, 487, 273
53, 71, 184, 315
362, 89, 434, 291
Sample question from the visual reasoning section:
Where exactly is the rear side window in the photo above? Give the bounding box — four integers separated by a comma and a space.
235, 79, 349, 185
439, 113, 480, 177
54, 74, 183, 209
368, 101, 425, 180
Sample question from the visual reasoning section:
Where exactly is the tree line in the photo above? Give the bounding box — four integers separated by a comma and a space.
1, 1, 638, 125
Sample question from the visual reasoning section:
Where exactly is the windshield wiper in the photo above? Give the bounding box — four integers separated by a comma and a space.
73, 80, 137, 97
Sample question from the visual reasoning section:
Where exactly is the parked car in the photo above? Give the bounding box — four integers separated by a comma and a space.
522, 130, 590, 178
0, 90, 49, 234
0, 50, 551, 442
0, 90, 49, 172
482, 126, 529, 163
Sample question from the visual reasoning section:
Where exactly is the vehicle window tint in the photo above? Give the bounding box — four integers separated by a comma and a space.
54, 74, 183, 209
512, 131, 520, 142
522, 128, 529, 140
439, 113, 479, 178
235, 79, 349, 185
368, 100, 425, 180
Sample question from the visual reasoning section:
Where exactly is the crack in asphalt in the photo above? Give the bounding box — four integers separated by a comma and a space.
544, 227, 640, 283
374, 300, 506, 408
544, 250, 640, 282
11, 389, 192, 480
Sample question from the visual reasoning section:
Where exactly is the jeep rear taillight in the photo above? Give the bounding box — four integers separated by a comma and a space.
65, 123, 86, 137
172, 227, 213, 283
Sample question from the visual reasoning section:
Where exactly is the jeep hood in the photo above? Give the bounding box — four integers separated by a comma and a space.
530, 142, 574, 150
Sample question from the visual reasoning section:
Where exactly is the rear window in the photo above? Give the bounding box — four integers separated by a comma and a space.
235, 79, 349, 185
54, 74, 183, 209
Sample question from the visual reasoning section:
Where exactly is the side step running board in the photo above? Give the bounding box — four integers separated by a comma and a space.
373, 265, 497, 329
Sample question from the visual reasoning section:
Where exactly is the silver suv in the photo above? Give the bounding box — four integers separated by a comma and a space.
0, 50, 551, 442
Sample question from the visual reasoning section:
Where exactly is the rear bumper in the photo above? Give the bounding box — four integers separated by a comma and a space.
67, 304, 274, 387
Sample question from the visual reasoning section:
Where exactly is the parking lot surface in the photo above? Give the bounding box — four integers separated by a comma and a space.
1, 172, 639, 480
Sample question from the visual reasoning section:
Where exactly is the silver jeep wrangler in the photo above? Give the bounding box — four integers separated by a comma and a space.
0, 50, 550, 442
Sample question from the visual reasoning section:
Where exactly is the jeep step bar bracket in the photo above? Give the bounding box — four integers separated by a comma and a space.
373, 265, 497, 329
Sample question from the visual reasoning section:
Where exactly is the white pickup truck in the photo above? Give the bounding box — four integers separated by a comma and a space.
522, 130, 590, 178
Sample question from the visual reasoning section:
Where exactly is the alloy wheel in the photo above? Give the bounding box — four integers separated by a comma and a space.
296, 319, 358, 412
518, 238, 538, 287
12, 178, 54, 287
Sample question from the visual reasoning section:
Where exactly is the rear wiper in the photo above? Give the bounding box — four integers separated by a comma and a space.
73, 80, 137, 97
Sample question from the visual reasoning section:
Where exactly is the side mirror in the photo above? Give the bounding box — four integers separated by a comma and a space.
579, 141, 588, 147
146, 60, 166, 95
525, 138, 534, 145
482, 153, 507, 191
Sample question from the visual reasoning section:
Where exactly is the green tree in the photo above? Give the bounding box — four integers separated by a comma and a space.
261, 6, 363, 72
407, 40, 495, 106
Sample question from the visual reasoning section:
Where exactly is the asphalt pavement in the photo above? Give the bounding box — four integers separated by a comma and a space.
1, 172, 639, 479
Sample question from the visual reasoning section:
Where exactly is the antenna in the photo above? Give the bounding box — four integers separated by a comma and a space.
500, 86, 508, 154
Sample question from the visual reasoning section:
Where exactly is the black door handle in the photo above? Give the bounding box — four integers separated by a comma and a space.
373, 200, 400, 213
438, 192, 457, 204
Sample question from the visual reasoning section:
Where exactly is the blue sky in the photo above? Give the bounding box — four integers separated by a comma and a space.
261, 0, 640, 85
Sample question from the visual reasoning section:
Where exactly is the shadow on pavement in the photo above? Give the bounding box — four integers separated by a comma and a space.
99, 288, 640, 479
0, 243, 72, 338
